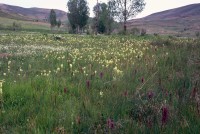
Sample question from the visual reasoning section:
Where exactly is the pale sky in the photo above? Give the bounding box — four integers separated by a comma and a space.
0, 0, 199, 18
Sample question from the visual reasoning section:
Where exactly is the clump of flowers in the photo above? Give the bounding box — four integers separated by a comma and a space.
113, 66, 123, 80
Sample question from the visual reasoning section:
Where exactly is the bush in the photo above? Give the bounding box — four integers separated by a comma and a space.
9, 22, 22, 31
130, 27, 140, 35
140, 28, 146, 36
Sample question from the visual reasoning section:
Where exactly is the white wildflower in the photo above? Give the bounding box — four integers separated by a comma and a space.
69, 64, 72, 69
61, 64, 64, 68
8, 61, 11, 65
100, 91, 103, 97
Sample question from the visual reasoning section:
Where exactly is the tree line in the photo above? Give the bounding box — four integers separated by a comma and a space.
49, 0, 145, 34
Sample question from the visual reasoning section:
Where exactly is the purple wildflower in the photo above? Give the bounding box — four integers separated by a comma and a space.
100, 72, 103, 79
86, 80, 90, 89
162, 106, 169, 125
64, 88, 67, 94
141, 77, 144, 83
107, 118, 115, 129
147, 91, 154, 99
123, 90, 128, 97
191, 87, 197, 98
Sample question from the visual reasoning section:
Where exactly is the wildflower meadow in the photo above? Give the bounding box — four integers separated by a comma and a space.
0, 33, 200, 133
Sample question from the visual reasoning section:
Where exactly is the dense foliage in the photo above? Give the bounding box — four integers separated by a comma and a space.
67, 0, 89, 33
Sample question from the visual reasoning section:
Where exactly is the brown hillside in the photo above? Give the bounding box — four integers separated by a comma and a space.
0, 4, 68, 22
128, 3, 200, 36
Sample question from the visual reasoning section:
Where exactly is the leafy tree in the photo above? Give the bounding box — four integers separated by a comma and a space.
98, 20, 106, 33
49, 9, 57, 30
110, 0, 145, 34
67, 0, 89, 33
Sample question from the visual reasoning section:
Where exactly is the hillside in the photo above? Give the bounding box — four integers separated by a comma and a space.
144, 3, 200, 20
128, 3, 200, 36
0, 4, 68, 22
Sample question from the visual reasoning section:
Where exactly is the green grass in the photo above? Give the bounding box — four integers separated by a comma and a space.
0, 33, 200, 133
0, 17, 50, 31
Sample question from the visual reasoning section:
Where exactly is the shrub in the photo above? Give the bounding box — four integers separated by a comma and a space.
154, 33, 159, 36
118, 29, 126, 35
10, 22, 22, 31
195, 31, 200, 37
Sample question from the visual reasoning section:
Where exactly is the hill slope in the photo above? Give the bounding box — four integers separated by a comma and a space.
128, 3, 200, 36
0, 4, 68, 22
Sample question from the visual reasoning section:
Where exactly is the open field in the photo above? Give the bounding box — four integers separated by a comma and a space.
0, 33, 200, 133
0, 17, 50, 31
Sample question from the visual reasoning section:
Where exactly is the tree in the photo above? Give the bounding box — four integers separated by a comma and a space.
107, 1, 117, 34
49, 9, 57, 30
93, 2, 115, 34
110, 0, 145, 33
98, 20, 106, 33
67, 0, 89, 33
57, 19, 62, 29
94, 0, 99, 35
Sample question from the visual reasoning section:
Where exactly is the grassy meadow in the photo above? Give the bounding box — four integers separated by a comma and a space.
0, 33, 200, 133
0, 17, 50, 32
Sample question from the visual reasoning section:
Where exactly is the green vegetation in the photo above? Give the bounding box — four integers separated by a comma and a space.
0, 33, 200, 133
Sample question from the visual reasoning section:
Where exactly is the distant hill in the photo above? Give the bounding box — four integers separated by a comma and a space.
128, 3, 200, 36
0, 4, 68, 22
143, 4, 200, 20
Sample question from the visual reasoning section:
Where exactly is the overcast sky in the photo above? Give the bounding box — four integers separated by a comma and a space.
0, 0, 199, 18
